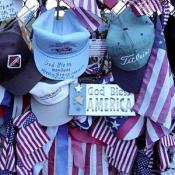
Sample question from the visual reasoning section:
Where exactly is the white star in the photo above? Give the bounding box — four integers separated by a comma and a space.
161, 32, 164, 36
111, 121, 120, 130
75, 84, 82, 93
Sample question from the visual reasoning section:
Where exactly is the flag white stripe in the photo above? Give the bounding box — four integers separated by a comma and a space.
122, 141, 135, 172
126, 143, 137, 173
139, 49, 165, 115
152, 70, 170, 121
118, 141, 130, 170
124, 116, 144, 140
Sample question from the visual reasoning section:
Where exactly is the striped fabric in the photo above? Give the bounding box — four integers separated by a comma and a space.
14, 111, 50, 174
161, 134, 175, 147
16, 145, 47, 171
63, 0, 101, 17
16, 161, 32, 175
0, 122, 16, 173
106, 139, 137, 173
116, 116, 145, 140
63, 0, 101, 32
72, 8, 101, 32
14, 112, 50, 155
158, 142, 170, 171
133, 17, 175, 130
13, 111, 31, 128
0, 139, 16, 172
157, 134, 175, 171
146, 119, 170, 145
129, 0, 162, 16
40, 136, 109, 175
161, 0, 170, 29
91, 118, 138, 174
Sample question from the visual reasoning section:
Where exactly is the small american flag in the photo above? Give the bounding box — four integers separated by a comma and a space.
129, 0, 162, 16
0, 122, 16, 173
63, 0, 101, 32
16, 161, 32, 175
158, 134, 175, 171
63, 0, 101, 17
134, 149, 154, 175
14, 111, 50, 155
13, 111, 50, 173
91, 118, 137, 174
133, 17, 175, 130
161, 0, 170, 29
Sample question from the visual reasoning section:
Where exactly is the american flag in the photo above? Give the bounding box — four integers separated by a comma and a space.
134, 149, 154, 175
158, 134, 175, 171
161, 0, 170, 29
63, 0, 101, 32
16, 161, 32, 175
115, 116, 144, 140
158, 141, 170, 171
0, 122, 16, 173
146, 119, 170, 145
129, 0, 162, 16
16, 144, 47, 171
13, 111, 50, 173
91, 118, 137, 174
14, 111, 50, 155
63, 0, 101, 17
133, 17, 175, 130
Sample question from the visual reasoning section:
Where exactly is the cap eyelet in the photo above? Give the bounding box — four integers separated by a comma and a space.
123, 28, 128, 31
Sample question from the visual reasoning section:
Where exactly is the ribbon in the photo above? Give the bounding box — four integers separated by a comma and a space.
55, 125, 69, 175
69, 127, 103, 171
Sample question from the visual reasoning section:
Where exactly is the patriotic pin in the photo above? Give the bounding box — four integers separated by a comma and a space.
7, 55, 22, 69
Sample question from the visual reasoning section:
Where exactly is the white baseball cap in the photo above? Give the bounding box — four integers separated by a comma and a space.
30, 79, 76, 126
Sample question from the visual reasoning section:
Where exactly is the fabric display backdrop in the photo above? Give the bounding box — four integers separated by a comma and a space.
1, 0, 175, 174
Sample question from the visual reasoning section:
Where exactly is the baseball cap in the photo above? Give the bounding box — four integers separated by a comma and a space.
32, 8, 90, 80
30, 79, 76, 126
106, 7, 155, 93
0, 21, 43, 95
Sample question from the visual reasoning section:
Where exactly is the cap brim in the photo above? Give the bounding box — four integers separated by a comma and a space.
33, 38, 89, 80
1, 57, 43, 96
31, 96, 73, 126
112, 65, 147, 93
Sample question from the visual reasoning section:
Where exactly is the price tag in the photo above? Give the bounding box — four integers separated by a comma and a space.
69, 83, 136, 116
0, 0, 22, 21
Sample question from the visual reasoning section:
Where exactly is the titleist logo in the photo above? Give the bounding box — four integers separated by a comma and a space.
120, 49, 150, 65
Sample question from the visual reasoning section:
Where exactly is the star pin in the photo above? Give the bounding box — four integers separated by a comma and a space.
75, 84, 83, 93
74, 95, 83, 105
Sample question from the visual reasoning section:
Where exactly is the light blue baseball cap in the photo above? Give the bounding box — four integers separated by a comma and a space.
32, 8, 90, 80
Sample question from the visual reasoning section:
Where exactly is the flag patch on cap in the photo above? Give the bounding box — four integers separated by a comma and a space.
7, 55, 21, 69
